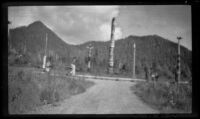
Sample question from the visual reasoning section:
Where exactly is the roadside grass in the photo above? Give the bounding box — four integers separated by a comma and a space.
76, 71, 132, 79
8, 67, 95, 114
131, 80, 192, 113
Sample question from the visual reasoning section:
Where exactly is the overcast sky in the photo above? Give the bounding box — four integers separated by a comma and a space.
8, 5, 191, 50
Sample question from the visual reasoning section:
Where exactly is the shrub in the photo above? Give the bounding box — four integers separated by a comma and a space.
40, 88, 56, 104
14, 54, 30, 65
9, 70, 41, 114
132, 81, 192, 113
8, 54, 17, 65
17, 71, 25, 81
9, 68, 95, 114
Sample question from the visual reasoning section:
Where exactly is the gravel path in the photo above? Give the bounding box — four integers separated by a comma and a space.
27, 78, 159, 114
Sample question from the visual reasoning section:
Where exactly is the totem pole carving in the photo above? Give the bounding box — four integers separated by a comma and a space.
108, 17, 116, 74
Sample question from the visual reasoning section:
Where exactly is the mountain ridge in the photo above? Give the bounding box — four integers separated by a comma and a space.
11, 20, 191, 51
8, 21, 192, 80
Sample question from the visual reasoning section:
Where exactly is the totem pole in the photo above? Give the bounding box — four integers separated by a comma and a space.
108, 17, 116, 74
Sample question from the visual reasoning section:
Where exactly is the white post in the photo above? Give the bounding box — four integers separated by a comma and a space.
71, 63, 76, 76
71, 59, 76, 76
42, 55, 46, 69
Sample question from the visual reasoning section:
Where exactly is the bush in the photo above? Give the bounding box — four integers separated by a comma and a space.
9, 70, 41, 114
132, 81, 192, 113
40, 88, 56, 104
8, 67, 95, 114
17, 71, 25, 80
15, 55, 30, 65
8, 54, 17, 65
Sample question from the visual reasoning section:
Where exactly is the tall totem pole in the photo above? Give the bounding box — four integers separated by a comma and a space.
108, 17, 116, 74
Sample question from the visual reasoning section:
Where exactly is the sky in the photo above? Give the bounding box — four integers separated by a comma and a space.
8, 5, 191, 50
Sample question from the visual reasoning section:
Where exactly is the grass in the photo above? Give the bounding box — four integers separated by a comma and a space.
76, 70, 132, 79
8, 66, 95, 114
131, 80, 192, 113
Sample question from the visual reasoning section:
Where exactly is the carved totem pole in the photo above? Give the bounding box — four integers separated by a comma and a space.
108, 17, 116, 74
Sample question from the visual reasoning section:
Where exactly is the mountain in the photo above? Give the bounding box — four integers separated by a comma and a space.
8, 21, 192, 80
9, 21, 76, 64
78, 35, 191, 80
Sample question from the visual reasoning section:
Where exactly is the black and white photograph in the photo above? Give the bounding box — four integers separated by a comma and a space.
7, 4, 192, 114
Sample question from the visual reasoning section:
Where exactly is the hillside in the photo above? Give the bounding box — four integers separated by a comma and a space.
9, 21, 76, 65
78, 35, 191, 80
114, 35, 192, 79
8, 21, 192, 81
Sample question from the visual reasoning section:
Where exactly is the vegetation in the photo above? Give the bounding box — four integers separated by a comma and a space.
131, 81, 192, 113
8, 21, 192, 114
9, 21, 192, 82
8, 67, 95, 114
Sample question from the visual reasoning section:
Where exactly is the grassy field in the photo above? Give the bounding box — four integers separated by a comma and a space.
131, 80, 192, 113
8, 66, 95, 114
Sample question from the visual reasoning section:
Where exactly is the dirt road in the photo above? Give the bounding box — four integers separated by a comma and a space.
28, 78, 159, 114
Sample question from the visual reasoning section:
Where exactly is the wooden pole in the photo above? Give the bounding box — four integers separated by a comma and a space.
45, 33, 48, 56
133, 42, 136, 79
8, 21, 11, 50
24, 35, 26, 54
177, 36, 182, 83
43, 33, 48, 69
